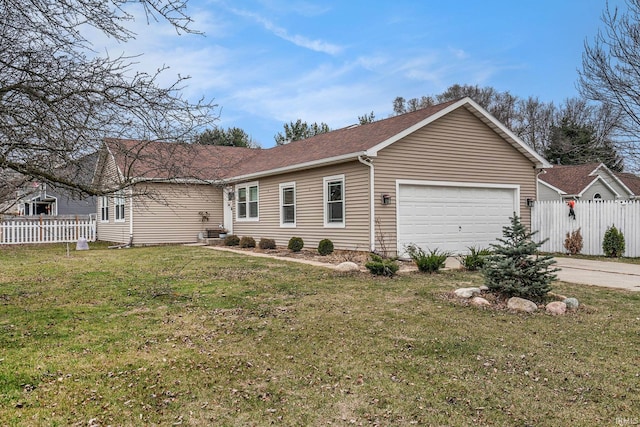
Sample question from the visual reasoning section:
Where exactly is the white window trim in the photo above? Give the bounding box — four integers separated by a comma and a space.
100, 196, 109, 223
114, 191, 125, 223
279, 182, 296, 227
323, 174, 346, 228
236, 181, 259, 222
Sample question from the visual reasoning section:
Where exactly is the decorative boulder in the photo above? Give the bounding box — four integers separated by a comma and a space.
545, 301, 567, 315
563, 297, 579, 310
470, 297, 491, 307
335, 262, 360, 273
454, 287, 481, 299
507, 297, 538, 313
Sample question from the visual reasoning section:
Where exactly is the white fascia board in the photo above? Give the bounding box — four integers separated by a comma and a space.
588, 162, 607, 176
227, 152, 366, 183
130, 177, 224, 185
537, 178, 566, 195
612, 176, 634, 196
366, 97, 552, 169
586, 162, 632, 195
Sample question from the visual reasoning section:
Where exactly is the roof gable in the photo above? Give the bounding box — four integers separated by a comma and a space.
366, 98, 550, 169
538, 162, 635, 197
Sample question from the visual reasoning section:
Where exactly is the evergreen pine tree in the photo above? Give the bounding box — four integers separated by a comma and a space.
482, 214, 558, 301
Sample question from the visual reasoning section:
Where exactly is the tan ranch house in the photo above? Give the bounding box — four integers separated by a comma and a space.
94, 97, 551, 257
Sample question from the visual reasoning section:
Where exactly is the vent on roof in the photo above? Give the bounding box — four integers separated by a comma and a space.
346, 123, 360, 129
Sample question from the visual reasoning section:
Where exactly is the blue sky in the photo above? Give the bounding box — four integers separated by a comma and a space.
98, 0, 623, 147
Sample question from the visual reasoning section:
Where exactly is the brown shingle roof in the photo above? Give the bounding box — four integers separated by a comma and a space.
104, 97, 548, 183
104, 101, 460, 181
615, 172, 640, 195
104, 138, 258, 181
230, 100, 459, 177
538, 163, 604, 195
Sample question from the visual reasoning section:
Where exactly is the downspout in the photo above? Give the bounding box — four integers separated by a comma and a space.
358, 155, 375, 252
128, 186, 134, 247
535, 167, 546, 202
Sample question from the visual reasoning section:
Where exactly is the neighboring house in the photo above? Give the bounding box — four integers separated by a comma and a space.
537, 162, 637, 201
94, 97, 551, 256
1, 153, 98, 217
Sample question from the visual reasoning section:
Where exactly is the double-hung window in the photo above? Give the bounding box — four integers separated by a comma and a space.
237, 182, 259, 221
100, 196, 109, 222
324, 175, 345, 227
279, 182, 296, 227
114, 191, 125, 222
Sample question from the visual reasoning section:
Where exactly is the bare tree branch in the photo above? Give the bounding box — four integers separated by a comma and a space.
0, 0, 218, 199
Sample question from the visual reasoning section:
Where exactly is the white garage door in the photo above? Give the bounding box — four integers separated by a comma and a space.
397, 183, 518, 256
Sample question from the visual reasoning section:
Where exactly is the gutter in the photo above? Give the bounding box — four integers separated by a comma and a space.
128, 186, 134, 246
229, 152, 366, 183
358, 155, 376, 252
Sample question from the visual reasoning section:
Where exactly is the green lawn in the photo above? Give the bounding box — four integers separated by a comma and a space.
0, 243, 638, 426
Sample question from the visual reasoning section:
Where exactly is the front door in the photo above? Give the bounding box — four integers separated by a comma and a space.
223, 186, 234, 234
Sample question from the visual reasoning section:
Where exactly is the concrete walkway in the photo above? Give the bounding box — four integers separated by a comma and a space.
553, 257, 640, 291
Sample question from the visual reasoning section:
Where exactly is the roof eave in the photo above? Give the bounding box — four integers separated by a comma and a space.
228, 151, 367, 182
537, 178, 567, 195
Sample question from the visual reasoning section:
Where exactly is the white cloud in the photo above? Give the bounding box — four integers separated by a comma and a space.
227, 7, 343, 55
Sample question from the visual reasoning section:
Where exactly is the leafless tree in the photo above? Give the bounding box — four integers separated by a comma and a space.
0, 0, 218, 200
511, 97, 556, 154
579, 0, 640, 171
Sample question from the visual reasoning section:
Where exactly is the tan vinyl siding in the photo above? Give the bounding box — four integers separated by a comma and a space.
98, 183, 223, 244
95, 152, 125, 242
232, 162, 370, 251
374, 107, 538, 255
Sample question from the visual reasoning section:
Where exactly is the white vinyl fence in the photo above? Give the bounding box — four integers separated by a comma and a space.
0, 216, 96, 245
531, 200, 640, 257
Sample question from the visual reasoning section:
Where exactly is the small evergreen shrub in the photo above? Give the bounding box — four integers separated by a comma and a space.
365, 253, 399, 277
564, 228, 584, 255
602, 225, 625, 257
288, 236, 304, 252
458, 246, 492, 271
239, 236, 256, 248
317, 239, 334, 256
482, 214, 558, 301
405, 244, 450, 274
224, 234, 240, 246
258, 238, 276, 250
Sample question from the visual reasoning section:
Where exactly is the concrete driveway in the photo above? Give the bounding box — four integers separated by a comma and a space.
553, 257, 640, 291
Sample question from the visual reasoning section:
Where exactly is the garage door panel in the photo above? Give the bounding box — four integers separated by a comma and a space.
397, 184, 516, 256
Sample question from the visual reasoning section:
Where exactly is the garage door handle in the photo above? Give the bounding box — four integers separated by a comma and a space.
459, 226, 462, 232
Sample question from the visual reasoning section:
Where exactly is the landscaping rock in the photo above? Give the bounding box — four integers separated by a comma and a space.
335, 261, 360, 272
563, 297, 579, 310
470, 297, 491, 307
479, 285, 489, 292
507, 297, 538, 313
454, 287, 481, 298
545, 301, 567, 315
